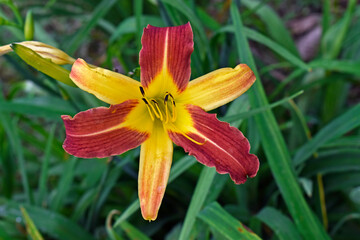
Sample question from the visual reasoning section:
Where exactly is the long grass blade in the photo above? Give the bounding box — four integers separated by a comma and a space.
20, 206, 44, 240
293, 103, 360, 166
37, 123, 56, 206
198, 202, 261, 240
256, 207, 302, 240
179, 167, 216, 240
66, 0, 117, 54
0, 198, 95, 240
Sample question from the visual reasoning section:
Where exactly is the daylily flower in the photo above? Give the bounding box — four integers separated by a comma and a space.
62, 23, 259, 221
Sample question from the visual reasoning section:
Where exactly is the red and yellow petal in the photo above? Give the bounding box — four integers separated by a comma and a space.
139, 23, 193, 97
167, 104, 259, 184
62, 99, 149, 158
138, 121, 173, 221
70, 58, 142, 105
177, 64, 255, 111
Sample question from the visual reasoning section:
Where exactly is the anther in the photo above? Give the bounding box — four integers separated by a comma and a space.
139, 86, 145, 97
151, 99, 163, 120
142, 98, 154, 121
141, 98, 149, 104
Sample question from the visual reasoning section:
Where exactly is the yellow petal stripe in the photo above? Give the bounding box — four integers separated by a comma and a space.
70, 59, 142, 105
177, 64, 256, 111
138, 121, 173, 221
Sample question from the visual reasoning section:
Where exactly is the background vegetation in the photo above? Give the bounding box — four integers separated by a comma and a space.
0, 0, 359, 239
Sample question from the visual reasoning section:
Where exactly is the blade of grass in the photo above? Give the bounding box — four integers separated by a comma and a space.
198, 202, 261, 240
221, 90, 303, 123
309, 59, 360, 76
0, 99, 76, 118
106, 210, 125, 240
37, 123, 56, 206
230, 3, 330, 239
214, 26, 309, 71
256, 207, 302, 240
179, 167, 217, 240
50, 156, 77, 211
244, 28, 309, 71
20, 206, 44, 240
119, 221, 151, 240
241, 0, 300, 57
66, 0, 117, 54
324, 172, 360, 192
269, 69, 304, 100
0, 198, 95, 240
323, 0, 357, 59
293, 103, 360, 166
321, 0, 331, 41
0, 113, 33, 204
109, 16, 164, 43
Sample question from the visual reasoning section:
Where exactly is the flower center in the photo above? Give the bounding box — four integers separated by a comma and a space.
139, 86, 177, 123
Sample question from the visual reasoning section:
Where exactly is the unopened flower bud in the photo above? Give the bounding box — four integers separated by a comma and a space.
24, 10, 34, 40
18, 41, 75, 65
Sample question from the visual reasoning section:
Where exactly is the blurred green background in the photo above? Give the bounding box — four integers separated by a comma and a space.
0, 0, 359, 239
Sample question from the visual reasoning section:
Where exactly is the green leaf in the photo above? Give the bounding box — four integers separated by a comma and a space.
221, 90, 303, 123
309, 59, 360, 76
256, 207, 302, 240
241, 0, 300, 57
106, 210, 125, 240
0, 109, 33, 204
66, 0, 117, 54
119, 221, 151, 240
37, 124, 56, 206
20, 207, 44, 240
109, 15, 164, 43
198, 202, 261, 240
325, 172, 360, 192
24, 10, 34, 40
50, 156, 77, 211
322, 0, 357, 59
303, 149, 360, 176
11, 44, 76, 87
179, 167, 216, 240
0, 198, 95, 240
230, 3, 330, 239
0, 97, 76, 118
214, 26, 309, 71
293, 104, 360, 166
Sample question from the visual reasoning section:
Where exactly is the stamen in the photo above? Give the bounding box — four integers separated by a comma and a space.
164, 93, 170, 124
171, 99, 176, 122
164, 93, 169, 103
139, 86, 145, 96
168, 94, 177, 122
170, 124, 206, 145
151, 99, 163, 120
142, 98, 154, 121
182, 132, 206, 145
